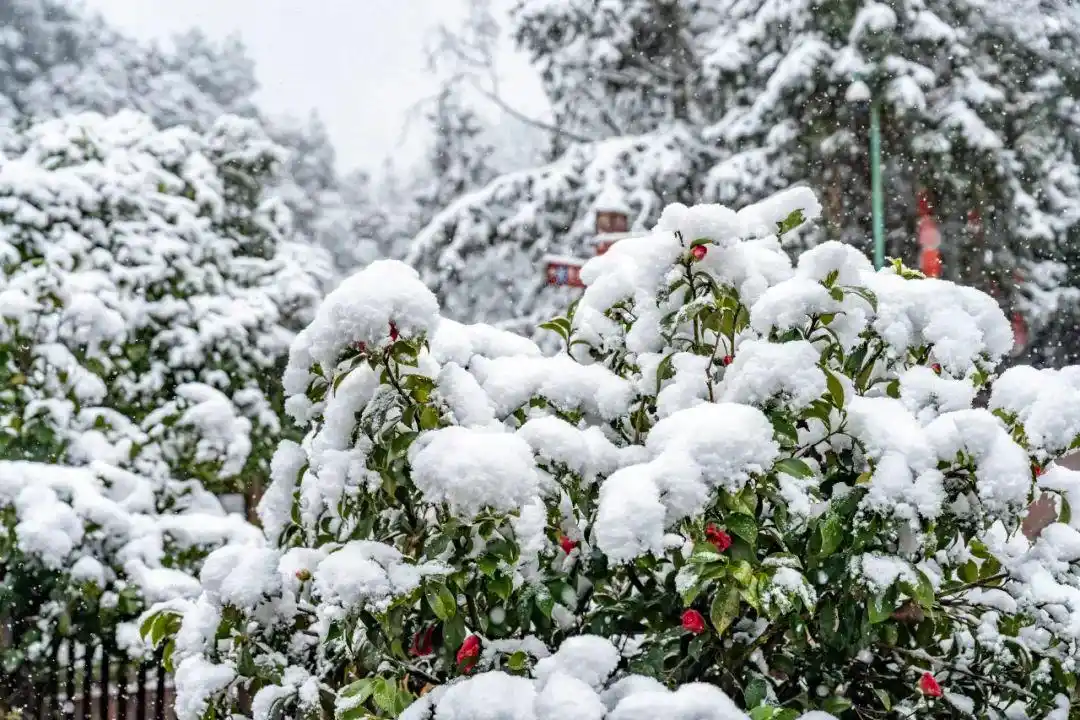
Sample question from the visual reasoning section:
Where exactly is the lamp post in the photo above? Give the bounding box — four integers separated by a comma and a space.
848, 75, 886, 269
869, 99, 885, 270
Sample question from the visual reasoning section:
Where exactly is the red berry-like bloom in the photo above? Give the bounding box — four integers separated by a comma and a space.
931, 363, 942, 374
390, 322, 400, 341
681, 609, 706, 634
1034, 464, 1045, 477
706, 524, 732, 552
722, 355, 734, 366
919, 672, 943, 697
294, 569, 311, 582
691, 245, 708, 261
457, 635, 481, 672
559, 535, 578, 554
410, 626, 435, 657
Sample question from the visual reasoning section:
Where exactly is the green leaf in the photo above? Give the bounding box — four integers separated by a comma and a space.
419, 406, 441, 430
868, 594, 892, 624
873, 688, 892, 711
913, 569, 935, 609
655, 352, 677, 393
491, 574, 513, 602
726, 513, 758, 544
372, 678, 396, 713
824, 369, 846, 408
959, 560, 978, 584
508, 651, 528, 671
535, 587, 555, 618
818, 513, 843, 557
823, 696, 852, 715
339, 678, 375, 707
428, 583, 457, 621
777, 209, 806, 236
443, 614, 466, 650
775, 457, 814, 479
709, 586, 741, 636
1061, 496, 1072, 526
744, 676, 769, 709
476, 555, 499, 577
770, 414, 799, 445
539, 318, 571, 341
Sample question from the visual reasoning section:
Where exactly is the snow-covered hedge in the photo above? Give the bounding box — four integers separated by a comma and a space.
0, 460, 259, 668
0, 110, 324, 489
148, 188, 1080, 719
0, 111, 323, 678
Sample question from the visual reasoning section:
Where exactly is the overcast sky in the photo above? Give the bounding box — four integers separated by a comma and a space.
83, 0, 547, 173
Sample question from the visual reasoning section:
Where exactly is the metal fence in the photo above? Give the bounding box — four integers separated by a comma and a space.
2, 638, 173, 720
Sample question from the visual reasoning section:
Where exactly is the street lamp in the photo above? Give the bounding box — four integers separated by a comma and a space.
847, 76, 886, 270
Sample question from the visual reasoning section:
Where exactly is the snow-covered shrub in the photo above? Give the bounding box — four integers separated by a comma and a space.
148, 188, 1080, 719
0, 460, 260, 672
0, 110, 324, 490
0, 111, 323, 683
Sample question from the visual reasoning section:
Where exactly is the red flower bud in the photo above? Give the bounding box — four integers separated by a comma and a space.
559, 535, 578, 554
390, 322, 400, 341
722, 355, 734, 367
691, 245, 708, 261
1034, 464, 1044, 477
353, 340, 367, 354
931, 363, 942, 374
457, 635, 481, 672
294, 569, 311, 582
410, 626, 435, 657
681, 609, 706, 634
706, 524, 732, 552
918, 671, 942, 697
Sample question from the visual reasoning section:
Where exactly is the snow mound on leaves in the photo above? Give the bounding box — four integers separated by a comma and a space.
401, 636, 833, 720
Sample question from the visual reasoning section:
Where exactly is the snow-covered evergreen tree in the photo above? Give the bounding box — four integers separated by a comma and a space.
145, 187, 1080, 720
698, 0, 1080, 359
413, 86, 498, 229
407, 0, 1080, 364
0, 109, 326, 702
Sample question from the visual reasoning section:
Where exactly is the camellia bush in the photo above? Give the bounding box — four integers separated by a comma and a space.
147, 187, 1080, 720
0, 111, 324, 700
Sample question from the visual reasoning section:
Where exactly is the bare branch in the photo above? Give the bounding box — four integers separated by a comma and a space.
466, 77, 594, 144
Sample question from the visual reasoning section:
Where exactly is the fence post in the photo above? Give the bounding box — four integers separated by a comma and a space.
135, 662, 147, 720
81, 643, 93, 720
99, 642, 110, 720
153, 650, 166, 720
64, 639, 75, 720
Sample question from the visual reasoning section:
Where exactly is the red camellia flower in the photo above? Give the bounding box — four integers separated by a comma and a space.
918, 671, 942, 698
706, 524, 732, 552
410, 626, 435, 657
681, 609, 706, 634
389, 322, 400, 341
722, 355, 734, 366
457, 635, 481, 672
691, 245, 708, 261
559, 535, 578, 554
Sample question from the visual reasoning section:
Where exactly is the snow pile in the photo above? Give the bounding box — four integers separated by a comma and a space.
403, 635, 829, 720
151, 189, 1076, 720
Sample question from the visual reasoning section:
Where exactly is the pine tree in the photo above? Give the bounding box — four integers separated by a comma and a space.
413, 86, 498, 227
698, 0, 1080, 360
